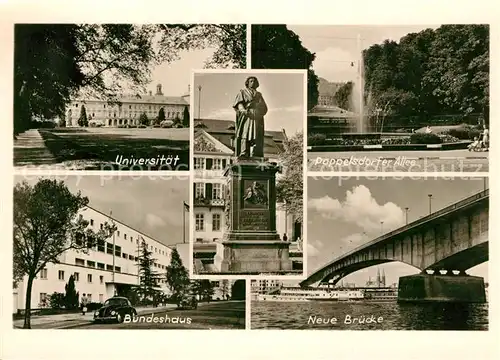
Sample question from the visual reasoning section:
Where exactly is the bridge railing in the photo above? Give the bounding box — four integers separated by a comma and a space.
309, 189, 489, 274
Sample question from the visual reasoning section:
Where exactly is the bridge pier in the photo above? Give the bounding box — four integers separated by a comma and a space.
398, 274, 486, 303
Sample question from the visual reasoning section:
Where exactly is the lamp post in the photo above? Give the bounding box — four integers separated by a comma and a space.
405, 207, 409, 225
197, 85, 202, 119
428, 194, 433, 215
380, 221, 384, 234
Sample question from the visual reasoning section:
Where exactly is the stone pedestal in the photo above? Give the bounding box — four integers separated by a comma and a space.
221, 157, 291, 273
398, 274, 486, 303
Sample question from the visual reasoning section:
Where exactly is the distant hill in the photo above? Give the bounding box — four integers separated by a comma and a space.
318, 77, 346, 96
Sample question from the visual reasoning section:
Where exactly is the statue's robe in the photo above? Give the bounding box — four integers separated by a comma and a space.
233, 87, 268, 157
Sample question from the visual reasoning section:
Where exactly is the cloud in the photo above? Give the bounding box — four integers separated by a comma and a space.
308, 185, 405, 233
145, 213, 166, 229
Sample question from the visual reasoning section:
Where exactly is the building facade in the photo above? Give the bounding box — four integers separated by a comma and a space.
193, 119, 303, 273
13, 206, 174, 312
65, 84, 189, 127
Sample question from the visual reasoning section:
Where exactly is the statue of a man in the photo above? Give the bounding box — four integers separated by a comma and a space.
233, 76, 268, 158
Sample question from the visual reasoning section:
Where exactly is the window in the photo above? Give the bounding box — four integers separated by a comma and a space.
100, 223, 103, 230
128, 255, 134, 260
115, 245, 121, 257
106, 242, 113, 254
212, 214, 221, 231
106, 265, 113, 271
122, 253, 127, 259
194, 158, 205, 170
75, 258, 85, 266
87, 260, 95, 268
115, 266, 121, 273
87, 294, 92, 301
73, 272, 79, 281
40, 293, 47, 304
100, 275, 104, 284
213, 158, 223, 170
40, 268, 48, 279
213, 183, 223, 200
196, 238, 203, 243
195, 213, 204, 231
97, 263, 105, 270
90, 219, 94, 226
124, 234, 127, 240
99, 294, 104, 303
87, 274, 92, 283
117, 231, 120, 237
195, 183, 205, 198
97, 240, 105, 252
58, 270, 65, 280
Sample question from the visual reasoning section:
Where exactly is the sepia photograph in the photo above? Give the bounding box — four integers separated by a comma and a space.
13, 24, 246, 171
251, 176, 488, 330
191, 70, 306, 276
13, 175, 245, 329
252, 25, 489, 173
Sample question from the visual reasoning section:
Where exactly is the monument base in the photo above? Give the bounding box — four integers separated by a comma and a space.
398, 274, 486, 303
220, 241, 292, 273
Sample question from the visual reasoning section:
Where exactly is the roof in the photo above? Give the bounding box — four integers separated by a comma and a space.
75, 94, 188, 106
194, 118, 286, 155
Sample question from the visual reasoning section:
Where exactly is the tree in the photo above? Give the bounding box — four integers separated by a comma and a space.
231, 280, 246, 300
334, 81, 354, 110
220, 280, 230, 300
182, 106, 190, 128
157, 107, 166, 124
13, 179, 116, 328
78, 105, 88, 127
157, 24, 246, 68
251, 25, 319, 110
137, 238, 160, 305
139, 112, 149, 126
276, 132, 303, 222
165, 248, 190, 304
64, 275, 79, 310
14, 24, 156, 136
193, 280, 214, 302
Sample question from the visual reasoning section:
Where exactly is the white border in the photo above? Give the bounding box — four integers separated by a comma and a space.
189, 69, 308, 281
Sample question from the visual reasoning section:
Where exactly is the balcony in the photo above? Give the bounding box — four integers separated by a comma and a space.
194, 197, 225, 207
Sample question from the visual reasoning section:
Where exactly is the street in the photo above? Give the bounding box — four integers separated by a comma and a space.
75, 301, 245, 330
308, 149, 489, 172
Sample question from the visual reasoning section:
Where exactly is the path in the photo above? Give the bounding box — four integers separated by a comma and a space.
14, 129, 57, 166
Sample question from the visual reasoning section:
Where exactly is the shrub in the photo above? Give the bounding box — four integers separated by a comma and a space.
86, 302, 103, 311
447, 128, 481, 140
439, 134, 460, 143
308, 133, 327, 146
173, 123, 184, 128
49, 292, 66, 309
138, 124, 147, 128
410, 133, 442, 144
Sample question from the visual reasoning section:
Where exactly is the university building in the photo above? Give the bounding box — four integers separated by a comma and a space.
64, 84, 189, 127
192, 118, 304, 273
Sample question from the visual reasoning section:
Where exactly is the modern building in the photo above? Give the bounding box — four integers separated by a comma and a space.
13, 206, 175, 312
64, 83, 189, 127
192, 118, 304, 273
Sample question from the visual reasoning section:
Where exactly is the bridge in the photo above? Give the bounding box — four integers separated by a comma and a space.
301, 190, 489, 303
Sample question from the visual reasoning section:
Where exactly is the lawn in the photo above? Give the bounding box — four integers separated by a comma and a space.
39, 128, 190, 170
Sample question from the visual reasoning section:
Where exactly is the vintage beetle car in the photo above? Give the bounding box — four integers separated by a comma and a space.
93, 296, 137, 323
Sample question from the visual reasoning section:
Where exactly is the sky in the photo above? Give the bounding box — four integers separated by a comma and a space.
101, 47, 217, 98
307, 177, 489, 286
288, 25, 441, 83
14, 175, 189, 247
194, 72, 305, 136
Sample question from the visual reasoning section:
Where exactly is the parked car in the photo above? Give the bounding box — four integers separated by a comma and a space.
176, 288, 198, 310
93, 296, 137, 323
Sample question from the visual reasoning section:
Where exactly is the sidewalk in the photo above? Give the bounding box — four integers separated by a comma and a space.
14, 129, 57, 166
13, 304, 177, 329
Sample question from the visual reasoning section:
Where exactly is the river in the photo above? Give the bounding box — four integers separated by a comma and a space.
251, 301, 488, 330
